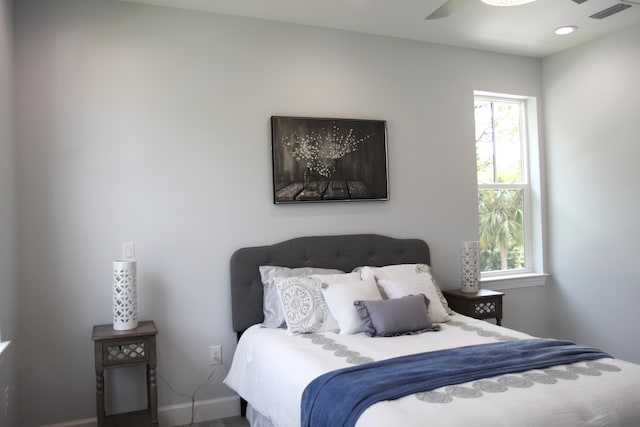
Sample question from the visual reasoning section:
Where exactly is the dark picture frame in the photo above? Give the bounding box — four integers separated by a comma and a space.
271, 116, 389, 204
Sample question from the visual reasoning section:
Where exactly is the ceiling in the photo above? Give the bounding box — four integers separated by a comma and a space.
117, 0, 640, 57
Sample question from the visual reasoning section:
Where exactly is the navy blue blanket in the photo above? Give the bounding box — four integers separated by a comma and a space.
301, 338, 611, 427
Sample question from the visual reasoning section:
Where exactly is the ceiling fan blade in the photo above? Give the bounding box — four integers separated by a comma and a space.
425, 0, 469, 20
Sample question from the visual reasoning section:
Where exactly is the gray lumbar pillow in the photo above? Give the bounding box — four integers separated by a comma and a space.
354, 294, 441, 337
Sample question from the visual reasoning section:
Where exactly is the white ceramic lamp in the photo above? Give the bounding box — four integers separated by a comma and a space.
460, 241, 480, 293
112, 260, 138, 330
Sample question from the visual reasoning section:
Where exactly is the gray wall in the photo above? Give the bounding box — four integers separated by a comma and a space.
543, 23, 640, 364
13, 0, 548, 424
0, 0, 19, 425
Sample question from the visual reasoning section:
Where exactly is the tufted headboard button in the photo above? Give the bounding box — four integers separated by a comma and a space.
266, 258, 271, 264
336, 253, 343, 259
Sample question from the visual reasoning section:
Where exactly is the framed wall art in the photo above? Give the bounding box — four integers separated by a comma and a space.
271, 116, 389, 204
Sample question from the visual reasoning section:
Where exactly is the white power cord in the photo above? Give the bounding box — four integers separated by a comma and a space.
158, 365, 219, 426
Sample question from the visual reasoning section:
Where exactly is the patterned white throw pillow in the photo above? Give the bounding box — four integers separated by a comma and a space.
274, 276, 339, 334
259, 266, 343, 328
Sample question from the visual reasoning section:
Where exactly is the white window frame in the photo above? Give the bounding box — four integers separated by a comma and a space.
474, 91, 547, 289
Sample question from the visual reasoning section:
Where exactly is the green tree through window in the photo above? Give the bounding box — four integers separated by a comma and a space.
474, 97, 527, 273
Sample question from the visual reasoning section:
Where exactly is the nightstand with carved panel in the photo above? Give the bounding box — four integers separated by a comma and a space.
92, 320, 158, 427
443, 289, 504, 325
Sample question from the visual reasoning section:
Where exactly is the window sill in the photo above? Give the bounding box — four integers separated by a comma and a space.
480, 273, 548, 291
0, 341, 10, 369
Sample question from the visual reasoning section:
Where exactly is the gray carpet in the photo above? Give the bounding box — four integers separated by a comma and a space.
179, 416, 249, 427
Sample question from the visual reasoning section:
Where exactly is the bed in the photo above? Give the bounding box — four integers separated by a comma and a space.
224, 234, 640, 427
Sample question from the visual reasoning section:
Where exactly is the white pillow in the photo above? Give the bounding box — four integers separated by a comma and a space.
259, 266, 343, 328
321, 278, 382, 335
274, 276, 339, 334
308, 271, 361, 285
376, 276, 450, 323
359, 264, 453, 316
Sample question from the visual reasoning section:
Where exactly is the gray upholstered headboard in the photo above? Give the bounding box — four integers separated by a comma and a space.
230, 234, 430, 335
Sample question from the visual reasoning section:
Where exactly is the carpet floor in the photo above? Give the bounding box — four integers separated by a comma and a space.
178, 416, 249, 427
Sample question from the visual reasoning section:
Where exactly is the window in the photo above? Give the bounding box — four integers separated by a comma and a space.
474, 92, 541, 278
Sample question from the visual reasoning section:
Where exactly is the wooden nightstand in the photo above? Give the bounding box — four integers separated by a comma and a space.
92, 320, 158, 427
443, 289, 504, 325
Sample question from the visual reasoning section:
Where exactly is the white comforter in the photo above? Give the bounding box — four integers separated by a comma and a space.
224, 314, 640, 427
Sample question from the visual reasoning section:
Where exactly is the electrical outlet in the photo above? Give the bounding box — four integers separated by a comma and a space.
209, 345, 222, 365
122, 242, 135, 260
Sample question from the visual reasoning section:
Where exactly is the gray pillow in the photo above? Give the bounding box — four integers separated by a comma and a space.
259, 266, 344, 328
354, 295, 441, 337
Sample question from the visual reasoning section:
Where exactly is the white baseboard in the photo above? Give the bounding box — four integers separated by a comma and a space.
42, 418, 97, 427
42, 395, 241, 427
159, 395, 241, 425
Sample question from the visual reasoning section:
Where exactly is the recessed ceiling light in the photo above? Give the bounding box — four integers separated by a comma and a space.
481, 0, 537, 6
554, 26, 578, 35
